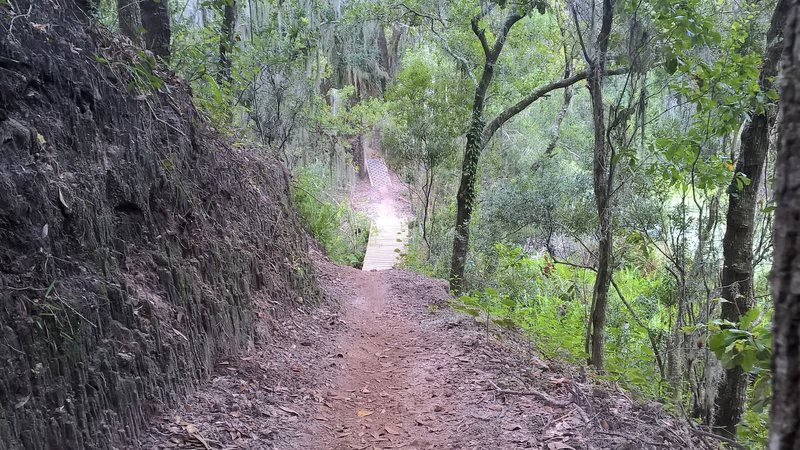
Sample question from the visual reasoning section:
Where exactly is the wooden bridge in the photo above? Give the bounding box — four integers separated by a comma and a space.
361, 158, 408, 271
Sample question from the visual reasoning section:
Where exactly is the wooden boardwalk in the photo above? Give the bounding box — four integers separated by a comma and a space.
362, 219, 408, 270
362, 158, 408, 271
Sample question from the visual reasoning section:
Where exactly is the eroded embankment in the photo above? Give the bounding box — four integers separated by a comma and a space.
0, 3, 319, 448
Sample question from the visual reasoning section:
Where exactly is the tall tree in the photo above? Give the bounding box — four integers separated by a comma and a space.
449, 5, 526, 292
447, 1, 626, 293
219, 0, 238, 83
140, 0, 172, 60
585, 0, 615, 370
769, 1, 800, 447
715, 0, 788, 437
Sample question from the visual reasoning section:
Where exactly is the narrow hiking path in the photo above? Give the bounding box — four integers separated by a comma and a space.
138, 165, 701, 450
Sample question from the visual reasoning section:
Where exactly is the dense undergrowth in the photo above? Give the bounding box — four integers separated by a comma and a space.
292, 165, 369, 268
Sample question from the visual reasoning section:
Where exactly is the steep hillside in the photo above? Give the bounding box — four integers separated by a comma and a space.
0, 2, 320, 449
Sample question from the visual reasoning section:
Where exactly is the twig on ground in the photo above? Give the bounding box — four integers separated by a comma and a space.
487, 379, 571, 408
595, 430, 671, 448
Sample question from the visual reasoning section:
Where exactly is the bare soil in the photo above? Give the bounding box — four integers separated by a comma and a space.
141, 255, 706, 449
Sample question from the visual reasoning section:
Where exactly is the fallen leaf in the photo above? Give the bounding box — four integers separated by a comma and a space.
58, 188, 70, 211
356, 409, 373, 417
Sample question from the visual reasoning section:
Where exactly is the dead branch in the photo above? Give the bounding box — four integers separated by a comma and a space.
595, 430, 672, 448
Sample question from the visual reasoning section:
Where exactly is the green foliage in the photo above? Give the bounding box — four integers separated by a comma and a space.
383, 51, 466, 171
292, 165, 369, 267
681, 306, 772, 446
452, 244, 668, 397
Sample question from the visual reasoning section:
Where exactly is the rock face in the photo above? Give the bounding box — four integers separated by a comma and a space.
0, 2, 319, 449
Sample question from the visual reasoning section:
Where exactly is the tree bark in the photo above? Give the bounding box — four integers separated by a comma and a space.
218, 0, 237, 84
117, 0, 142, 46
769, 2, 800, 448
587, 0, 614, 371
715, 0, 788, 437
140, 0, 171, 61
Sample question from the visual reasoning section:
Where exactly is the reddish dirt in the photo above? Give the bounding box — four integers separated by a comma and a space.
139, 254, 707, 450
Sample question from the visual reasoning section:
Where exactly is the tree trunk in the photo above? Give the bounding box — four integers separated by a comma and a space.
449, 10, 523, 293
769, 2, 800, 448
545, 83, 573, 156
388, 24, 405, 79
219, 0, 237, 84
140, 0, 171, 61
715, 0, 788, 437
117, 0, 142, 46
377, 25, 390, 93
587, 0, 614, 371
450, 110, 486, 293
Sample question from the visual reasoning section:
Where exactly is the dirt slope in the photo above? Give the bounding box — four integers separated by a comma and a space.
0, 3, 318, 449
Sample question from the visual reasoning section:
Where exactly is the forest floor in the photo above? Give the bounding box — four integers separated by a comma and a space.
138, 173, 705, 450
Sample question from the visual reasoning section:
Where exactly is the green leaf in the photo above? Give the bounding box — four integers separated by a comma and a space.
665, 57, 678, 75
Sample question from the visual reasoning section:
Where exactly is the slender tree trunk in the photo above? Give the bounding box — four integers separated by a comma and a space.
450, 109, 485, 293
421, 167, 433, 251
715, 0, 788, 437
219, 0, 238, 84
546, 84, 573, 156
546, 18, 574, 156
586, 0, 614, 371
770, 3, 800, 448
449, 10, 523, 293
117, 0, 142, 45
140, 0, 171, 61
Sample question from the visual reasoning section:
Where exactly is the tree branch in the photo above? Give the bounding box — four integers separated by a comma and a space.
490, 12, 525, 60
482, 67, 629, 145
430, 23, 478, 87
470, 6, 494, 58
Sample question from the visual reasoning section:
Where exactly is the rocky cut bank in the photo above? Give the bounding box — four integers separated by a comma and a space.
0, 1, 320, 448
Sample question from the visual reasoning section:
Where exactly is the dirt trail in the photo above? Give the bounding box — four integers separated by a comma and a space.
139, 174, 701, 450
297, 268, 469, 449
